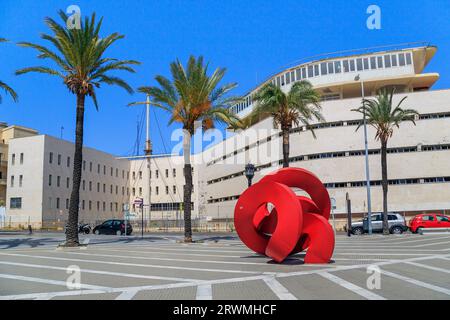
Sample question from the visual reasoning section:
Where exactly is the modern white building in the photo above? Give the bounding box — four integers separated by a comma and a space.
4, 43, 450, 229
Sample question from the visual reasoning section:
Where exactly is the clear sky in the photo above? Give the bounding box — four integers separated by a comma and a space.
1, 0, 449, 156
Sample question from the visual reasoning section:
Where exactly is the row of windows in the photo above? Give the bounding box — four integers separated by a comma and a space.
208, 176, 450, 203
230, 51, 413, 114
47, 152, 184, 180
207, 111, 450, 166
207, 144, 450, 185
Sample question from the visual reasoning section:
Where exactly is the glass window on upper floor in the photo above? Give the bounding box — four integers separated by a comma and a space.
406, 52, 412, 65
301, 67, 306, 79
384, 55, 391, 68
334, 61, 341, 73
290, 71, 295, 82
285, 72, 291, 84
321, 62, 327, 75
391, 54, 398, 67
296, 69, 301, 81
343, 60, 349, 72
349, 60, 355, 71
314, 64, 320, 76
307, 65, 314, 78
328, 62, 334, 74
370, 57, 377, 69
276, 76, 281, 87
399, 53, 406, 66
356, 58, 363, 71
281, 74, 285, 85
363, 58, 369, 70
377, 56, 383, 69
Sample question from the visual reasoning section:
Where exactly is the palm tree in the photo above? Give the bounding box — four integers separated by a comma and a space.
249, 81, 323, 168
16, 11, 140, 246
138, 56, 242, 242
353, 88, 418, 235
0, 38, 18, 103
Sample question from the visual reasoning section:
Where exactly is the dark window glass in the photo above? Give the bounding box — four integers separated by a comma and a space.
321, 63, 327, 75
363, 58, 369, 70
334, 61, 341, 73
399, 53, 406, 66
328, 62, 334, 74
384, 55, 391, 68
370, 57, 377, 69
308, 65, 314, 77
391, 54, 398, 67
343, 60, 349, 72
349, 60, 355, 71
405, 52, 412, 65
377, 56, 383, 68
356, 58, 363, 71
314, 65, 319, 76
301, 67, 307, 78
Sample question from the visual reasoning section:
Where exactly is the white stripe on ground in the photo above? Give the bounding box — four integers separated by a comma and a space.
318, 272, 386, 300
379, 269, 450, 295
115, 290, 139, 300
196, 284, 212, 300
403, 261, 450, 274
0, 273, 110, 291
85, 248, 245, 259
263, 277, 297, 300
0, 252, 258, 275
0, 261, 199, 282
47, 250, 291, 267
413, 240, 450, 248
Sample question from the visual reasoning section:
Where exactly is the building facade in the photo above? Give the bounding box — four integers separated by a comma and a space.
4, 44, 450, 229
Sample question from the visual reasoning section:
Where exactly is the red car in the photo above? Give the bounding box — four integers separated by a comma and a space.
409, 213, 450, 233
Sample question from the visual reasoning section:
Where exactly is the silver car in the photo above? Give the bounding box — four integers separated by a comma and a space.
350, 213, 408, 235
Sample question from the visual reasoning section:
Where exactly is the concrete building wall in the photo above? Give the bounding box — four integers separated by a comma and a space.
202, 89, 450, 220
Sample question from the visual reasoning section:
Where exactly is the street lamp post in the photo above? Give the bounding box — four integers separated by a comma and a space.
244, 163, 256, 187
330, 197, 337, 235
355, 75, 373, 235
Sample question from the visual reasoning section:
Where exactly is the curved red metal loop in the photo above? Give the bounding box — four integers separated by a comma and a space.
235, 167, 335, 264
234, 180, 303, 263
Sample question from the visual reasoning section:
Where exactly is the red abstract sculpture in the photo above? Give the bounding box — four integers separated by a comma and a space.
234, 167, 335, 264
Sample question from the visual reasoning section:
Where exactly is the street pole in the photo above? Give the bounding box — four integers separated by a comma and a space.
346, 192, 352, 237
144, 94, 153, 235
141, 203, 144, 239
330, 197, 337, 235
357, 76, 373, 235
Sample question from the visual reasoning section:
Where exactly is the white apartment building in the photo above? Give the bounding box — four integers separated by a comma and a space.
4, 44, 450, 229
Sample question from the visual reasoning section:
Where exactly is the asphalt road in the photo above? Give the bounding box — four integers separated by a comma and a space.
0, 232, 449, 300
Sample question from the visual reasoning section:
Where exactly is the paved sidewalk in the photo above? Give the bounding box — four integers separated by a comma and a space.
0, 233, 449, 300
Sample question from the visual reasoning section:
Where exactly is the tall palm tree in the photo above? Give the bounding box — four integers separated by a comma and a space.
249, 81, 323, 168
353, 88, 418, 235
16, 11, 140, 246
0, 38, 18, 103
138, 56, 241, 242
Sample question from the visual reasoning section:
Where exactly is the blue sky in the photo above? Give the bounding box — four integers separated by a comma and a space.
1, 0, 449, 156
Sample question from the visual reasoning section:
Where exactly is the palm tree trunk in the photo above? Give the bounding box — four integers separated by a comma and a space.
381, 139, 389, 235
65, 94, 85, 246
282, 129, 290, 168
183, 131, 193, 242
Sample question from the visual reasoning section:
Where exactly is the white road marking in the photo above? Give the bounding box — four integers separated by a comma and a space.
0, 261, 199, 282
47, 250, 285, 266
403, 261, 450, 274
413, 240, 450, 248
379, 269, 450, 295
318, 272, 386, 300
115, 290, 139, 300
263, 277, 297, 300
0, 252, 258, 275
0, 273, 110, 291
196, 284, 213, 300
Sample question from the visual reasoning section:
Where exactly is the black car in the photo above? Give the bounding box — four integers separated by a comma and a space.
93, 219, 132, 236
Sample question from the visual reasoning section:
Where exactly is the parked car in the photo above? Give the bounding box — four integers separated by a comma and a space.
409, 213, 450, 233
349, 212, 408, 235
93, 219, 132, 236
